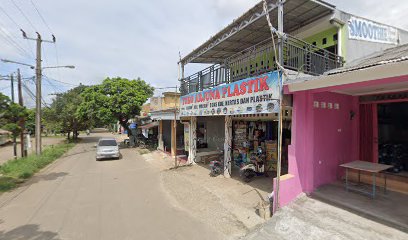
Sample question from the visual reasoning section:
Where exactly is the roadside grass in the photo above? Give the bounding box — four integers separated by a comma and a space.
0, 142, 75, 192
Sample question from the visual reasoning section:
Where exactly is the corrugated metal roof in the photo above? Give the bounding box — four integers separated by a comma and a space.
326, 43, 408, 75
181, 0, 335, 65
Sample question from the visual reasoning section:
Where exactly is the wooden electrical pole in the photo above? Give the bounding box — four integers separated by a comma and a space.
17, 69, 27, 157
10, 73, 17, 159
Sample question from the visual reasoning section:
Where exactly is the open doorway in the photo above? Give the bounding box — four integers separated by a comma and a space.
378, 102, 408, 175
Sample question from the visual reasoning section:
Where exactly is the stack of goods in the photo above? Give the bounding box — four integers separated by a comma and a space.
265, 140, 277, 171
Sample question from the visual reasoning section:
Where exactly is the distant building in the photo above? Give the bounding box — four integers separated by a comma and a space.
147, 92, 183, 157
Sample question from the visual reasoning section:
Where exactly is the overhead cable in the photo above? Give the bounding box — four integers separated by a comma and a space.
30, 0, 53, 33
10, 0, 38, 32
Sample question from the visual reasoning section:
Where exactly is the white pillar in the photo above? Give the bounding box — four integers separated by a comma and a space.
189, 116, 197, 164
158, 120, 164, 151
224, 116, 232, 177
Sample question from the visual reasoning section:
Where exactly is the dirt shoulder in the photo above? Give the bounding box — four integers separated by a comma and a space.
0, 136, 65, 165
142, 150, 272, 239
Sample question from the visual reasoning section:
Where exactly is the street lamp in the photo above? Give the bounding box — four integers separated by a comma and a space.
1, 59, 34, 69
43, 65, 75, 70
1, 58, 75, 155
1, 59, 75, 71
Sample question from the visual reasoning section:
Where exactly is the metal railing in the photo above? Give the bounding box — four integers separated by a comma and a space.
180, 34, 343, 95
180, 63, 228, 95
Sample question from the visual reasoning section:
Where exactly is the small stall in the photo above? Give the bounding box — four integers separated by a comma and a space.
231, 113, 291, 176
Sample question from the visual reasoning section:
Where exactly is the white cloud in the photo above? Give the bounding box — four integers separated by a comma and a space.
0, 0, 407, 103
328, 0, 408, 29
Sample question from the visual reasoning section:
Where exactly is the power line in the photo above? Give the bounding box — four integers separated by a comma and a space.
28, 0, 62, 83
22, 80, 48, 108
43, 77, 63, 92
30, 0, 53, 34
29, 0, 60, 78
10, 0, 38, 32
0, 86, 10, 91
0, 24, 32, 58
43, 75, 80, 87
0, 5, 21, 29
0, 4, 35, 58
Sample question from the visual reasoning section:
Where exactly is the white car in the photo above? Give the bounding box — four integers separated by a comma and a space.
96, 138, 120, 160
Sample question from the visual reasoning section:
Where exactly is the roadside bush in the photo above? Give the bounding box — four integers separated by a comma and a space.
0, 143, 74, 191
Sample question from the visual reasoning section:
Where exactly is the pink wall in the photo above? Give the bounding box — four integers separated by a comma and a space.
312, 92, 359, 188
275, 91, 359, 207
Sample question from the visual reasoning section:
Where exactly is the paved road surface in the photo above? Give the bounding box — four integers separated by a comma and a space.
0, 133, 221, 240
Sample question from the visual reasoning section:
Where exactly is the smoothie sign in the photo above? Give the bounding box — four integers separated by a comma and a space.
180, 71, 279, 116
348, 16, 398, 44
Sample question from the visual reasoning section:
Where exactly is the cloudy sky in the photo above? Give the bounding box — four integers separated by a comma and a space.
0, 0, 407, 106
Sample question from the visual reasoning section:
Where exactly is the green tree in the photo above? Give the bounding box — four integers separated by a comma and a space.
0, 93, 28, 138
0, 93, 11, 124
78, 77, 154, 136
43, 85, 90, 140
25, 108, 36, 134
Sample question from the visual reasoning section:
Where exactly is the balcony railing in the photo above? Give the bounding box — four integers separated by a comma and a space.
180, 34, 343, 95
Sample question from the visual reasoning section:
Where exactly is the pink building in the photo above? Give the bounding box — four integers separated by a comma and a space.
279, 44, 408, 206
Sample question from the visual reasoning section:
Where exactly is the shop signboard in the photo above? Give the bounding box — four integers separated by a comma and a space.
180, 71, 280, 117
348, 16, 398, 44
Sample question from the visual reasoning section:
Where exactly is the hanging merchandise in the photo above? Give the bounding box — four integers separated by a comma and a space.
142, 129, 149, 138
233, 121, 248, 165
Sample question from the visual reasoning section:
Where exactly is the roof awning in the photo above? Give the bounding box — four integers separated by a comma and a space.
138, 122, 159, 129
181, 0, 335, 65
150, 109, 180, 120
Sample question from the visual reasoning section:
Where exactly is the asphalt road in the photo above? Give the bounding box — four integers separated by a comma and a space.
0, 133, 222, 240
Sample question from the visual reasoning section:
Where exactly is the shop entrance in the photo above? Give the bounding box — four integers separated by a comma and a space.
231, 114, 291, 178
378, 102, 408, 175
359, 99, 408, 194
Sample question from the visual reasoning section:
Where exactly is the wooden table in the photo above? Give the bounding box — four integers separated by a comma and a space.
339, 161, 393, 198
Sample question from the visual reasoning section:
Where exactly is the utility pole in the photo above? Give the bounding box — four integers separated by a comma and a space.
174, 85, 178, 168
275, 0, 284, 212
10, 73, 17, 159
17, 69, 27, 157
22, 30, 56, 155
10, 74, 15, 102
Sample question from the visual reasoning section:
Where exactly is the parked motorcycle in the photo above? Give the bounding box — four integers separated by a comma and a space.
240, 147, 266, 182
209, 158, 223, 177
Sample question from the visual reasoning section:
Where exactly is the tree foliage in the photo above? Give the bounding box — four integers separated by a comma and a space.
0, 93, 28, 137
78, 77, 154, 135
43, 85, 90, 139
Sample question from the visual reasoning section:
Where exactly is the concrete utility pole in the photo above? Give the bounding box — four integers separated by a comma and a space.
174, 85, 178, 168
275, 0, 285, 212
22, 30, 56, 155
10, 73, 17, 159
17, 69, 27, 157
